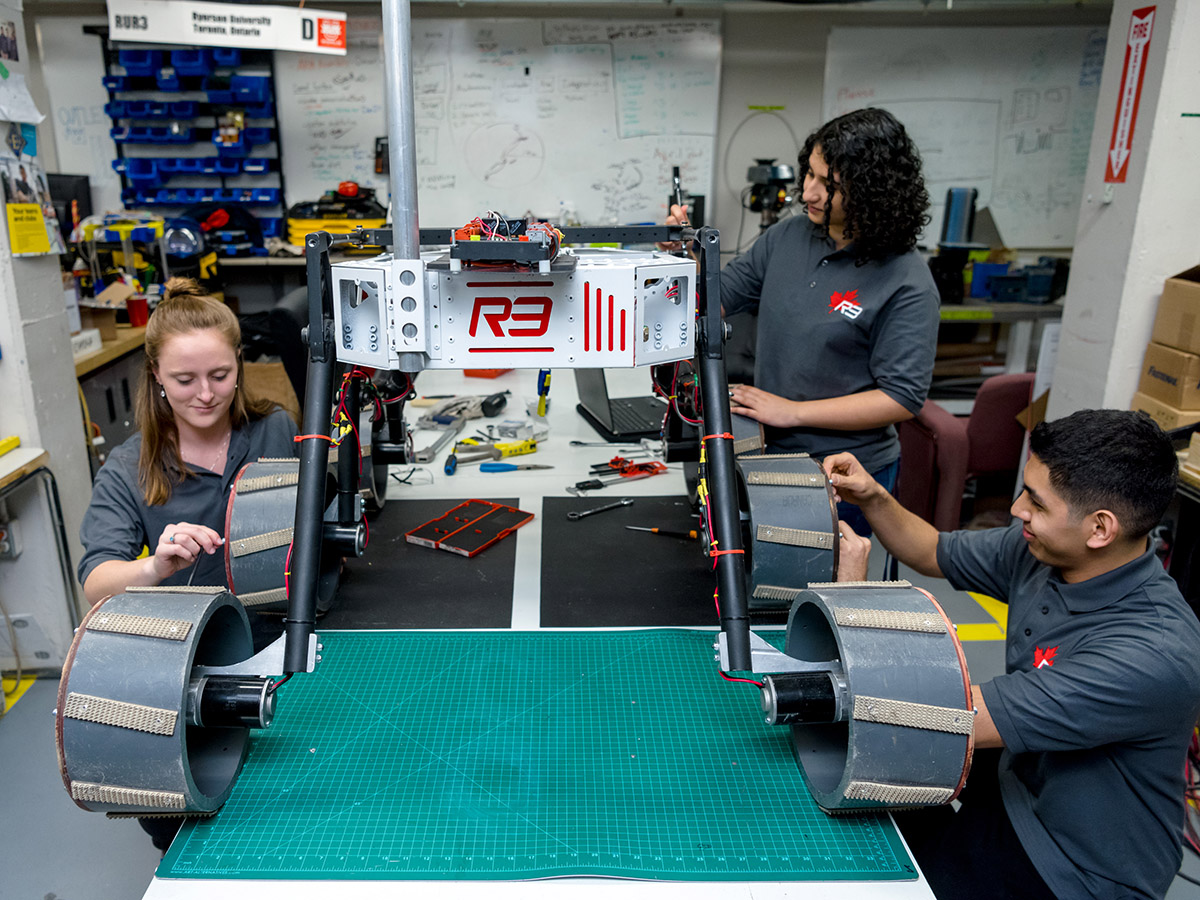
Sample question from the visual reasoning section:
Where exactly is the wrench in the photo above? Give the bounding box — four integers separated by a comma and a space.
567, 498, 634, 520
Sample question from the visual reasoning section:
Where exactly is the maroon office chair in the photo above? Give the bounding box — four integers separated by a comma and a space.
897, 372, 1036, 531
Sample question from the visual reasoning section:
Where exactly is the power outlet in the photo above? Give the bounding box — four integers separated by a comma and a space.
0, 613, 57, 667
0, 518, 21, 559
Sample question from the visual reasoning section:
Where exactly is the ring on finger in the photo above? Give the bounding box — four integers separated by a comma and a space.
168, 534, 176, 543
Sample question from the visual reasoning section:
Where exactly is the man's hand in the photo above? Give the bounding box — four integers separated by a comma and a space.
656, 203, 690, 252
835, 520, 872, 582
823, 452, 885, 507
729, 384, 799, 428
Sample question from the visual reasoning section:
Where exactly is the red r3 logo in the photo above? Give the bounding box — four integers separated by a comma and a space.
469, 297, 553, 338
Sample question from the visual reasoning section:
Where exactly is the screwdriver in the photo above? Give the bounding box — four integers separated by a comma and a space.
480, 462, 554, 472
625, 525, 698, 539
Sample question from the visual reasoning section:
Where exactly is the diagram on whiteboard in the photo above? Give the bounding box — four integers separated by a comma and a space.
465, 122, 545, 186
277, 18, 721, 228
824, 26, 1106, 248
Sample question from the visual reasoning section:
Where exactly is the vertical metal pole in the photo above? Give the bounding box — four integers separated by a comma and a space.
382, 0, 420, 259
694, 226, 751, 671
284, 232, 336, 675
337, 375, 360, 524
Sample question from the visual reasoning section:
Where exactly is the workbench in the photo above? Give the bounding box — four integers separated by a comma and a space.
141, 367, 936, 899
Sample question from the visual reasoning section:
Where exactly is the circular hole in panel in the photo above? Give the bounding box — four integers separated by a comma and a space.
402, 323, 418, 338
401, 296, 417, 312
399, 270, 416, 286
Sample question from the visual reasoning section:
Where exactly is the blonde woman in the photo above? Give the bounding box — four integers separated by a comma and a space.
78, 277, 298, 604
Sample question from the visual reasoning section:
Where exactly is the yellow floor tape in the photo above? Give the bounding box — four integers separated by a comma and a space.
955, 592, 1008, 642
1, 675, 37, 712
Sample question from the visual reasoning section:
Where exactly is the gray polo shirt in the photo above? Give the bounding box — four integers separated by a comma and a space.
938, 525, 1200, 899
79, 409, 299, 590
721, 216, 939, 472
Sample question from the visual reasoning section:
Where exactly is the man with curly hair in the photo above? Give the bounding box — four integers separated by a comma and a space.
672, 108, 939, 534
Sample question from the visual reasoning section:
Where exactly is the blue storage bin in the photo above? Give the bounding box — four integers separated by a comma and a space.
125, 159, 160, 187
987, 274, 1029, 303
212, 48, 241, 67
230, 76, 271, 105
202, 76, 234, 104
167, 126, 193, 143
169, 101, 199, 119
118, 49, 161, 77
244, 127, 271, 146
177, 188, 206, 204
214, 157, 241, 175
259, 217, 282, 238
111, 158, 129, 174
156, 68, 181, 92
103, 75, 128, 92
154, 189, 173, 204
173, 158, 203, 175
104, 101, 128, 119
969, 262, 1010, 299
170, 49, 212, 77
212, 132, 247, 157
1025, 266, 1055, 300
121, 187, 140, 204
145, 126, 170, 143
123, 100, 150, 118
156, 159, 177, 174
147, 102, 169, 118
110, 126, 131, 142
243, 100, 274, 119
251, 188, 280, 205
241, 157, 270, 175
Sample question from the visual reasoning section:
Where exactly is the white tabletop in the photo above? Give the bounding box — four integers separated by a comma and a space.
144, 367, 933, 899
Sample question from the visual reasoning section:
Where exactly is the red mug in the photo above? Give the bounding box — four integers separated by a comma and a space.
127, 295, 149, 327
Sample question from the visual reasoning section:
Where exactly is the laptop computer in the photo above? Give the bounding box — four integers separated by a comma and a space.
574, 369, 668, 442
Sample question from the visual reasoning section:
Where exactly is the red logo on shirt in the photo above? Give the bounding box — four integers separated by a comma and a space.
1034, 646, 1058, 669
828, 289, 863, 320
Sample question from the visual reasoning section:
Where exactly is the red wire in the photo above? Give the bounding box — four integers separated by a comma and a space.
283, 540, 293, 598
720, 671, 764, 688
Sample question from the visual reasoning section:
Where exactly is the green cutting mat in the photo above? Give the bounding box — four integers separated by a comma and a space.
160, 630, 915, 882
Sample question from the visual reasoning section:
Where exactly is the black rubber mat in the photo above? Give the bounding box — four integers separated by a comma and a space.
540, 494, 716, 627
322, 497, 520, 629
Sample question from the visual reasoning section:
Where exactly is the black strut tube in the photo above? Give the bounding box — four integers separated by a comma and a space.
337, 373, 360, 525
284, 231, 337, 674
693, 226, 751, 671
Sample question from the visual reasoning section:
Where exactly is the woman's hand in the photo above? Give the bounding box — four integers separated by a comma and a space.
151, 522, 225, 580
729, 384, 800, 428
835, 520, 872, 582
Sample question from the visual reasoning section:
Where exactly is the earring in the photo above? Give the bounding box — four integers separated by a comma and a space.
160, 388, 166, 398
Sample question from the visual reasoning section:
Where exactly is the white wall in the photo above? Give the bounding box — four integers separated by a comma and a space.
31, 2, 1111, 247
1049, 0, 1200, 416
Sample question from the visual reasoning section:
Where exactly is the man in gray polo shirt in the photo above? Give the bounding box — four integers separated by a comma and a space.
825, 408, 1200, 899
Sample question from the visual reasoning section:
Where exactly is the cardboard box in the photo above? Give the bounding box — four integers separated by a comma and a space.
70, 328, 103, 359
244, 361, 301, 424
1137, 342, 1200, 410
1152, 265, 1200, 355
1130, 391, 1200, 432
78, 306, 118, 341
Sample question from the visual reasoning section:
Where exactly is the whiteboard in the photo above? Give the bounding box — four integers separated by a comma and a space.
824, 26, 1108, 248
276, 17, 721, 228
